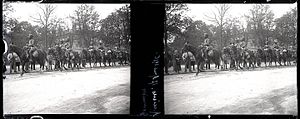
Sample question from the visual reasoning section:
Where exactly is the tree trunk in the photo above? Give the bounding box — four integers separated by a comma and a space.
164, 15, 169, 74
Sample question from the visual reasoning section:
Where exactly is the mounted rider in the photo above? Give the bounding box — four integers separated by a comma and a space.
28, 34, 37, 62
238, 38, 247, 54
88, 43, 95, 52
98, 40, 105, 50
203, 33, 212, 60
238, 38, 246, 48
59, 38, 70, 50
203, 33, 212, 49
263, 40, 270, 51
273, 39, 280, 50
229, 39, 236, 48
173, 49, 181, 73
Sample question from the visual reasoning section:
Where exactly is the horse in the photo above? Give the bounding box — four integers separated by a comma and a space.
46, 48, 56, 71
255, 48, 264, 67
28, 47, 47, 71
181, 50, 194, 73
117, 50, 129, 66
65, 49, 73, 69
7, 52, 21, 73
172, 50, 182, 73
103, 49, 115, 67
20, 46, 31, 76
8, 45, 31, 76
111, 49, 118, 66
229, 45, 243, 70
263, 47, 275, 67
241, 49, 255, 69
80, 48, 91, 68
89, 48, 102, 67
54, 45, 67, 71
205, 48, 221, 70
221, 46, 232, 70
280, 48, 292, 66
65, 49, 80, 70
182, 44, 205, 76
72, 50, 81, 70
164, 46, 174, 74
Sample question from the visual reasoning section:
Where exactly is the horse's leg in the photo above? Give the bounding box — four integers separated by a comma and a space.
21, 62, 25, 76
269, 57, 272, 67
196, 61, 200, 76
274, 56, 277, 66
9, 61, 12, 74
89, 59, 92, 68
33, 60, 35, 70
208, 60, 211, 70
188, 60, 192, 72
17, 63, 20, 72
30, 62, 32, 70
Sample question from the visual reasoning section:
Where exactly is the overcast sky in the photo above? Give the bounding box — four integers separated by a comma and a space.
186, 3, 297, 26
5, 2, 297, 28
7, 2, 127, 27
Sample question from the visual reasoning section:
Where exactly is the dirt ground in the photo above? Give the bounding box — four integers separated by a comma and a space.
164, 66, 297, 115
3, 66, 130, 114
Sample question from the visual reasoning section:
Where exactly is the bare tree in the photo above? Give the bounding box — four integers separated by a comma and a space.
3, 3, 16, 37
70, 4, 100, 48
245, 4, 275, 48
31, 4, 56, 49
205, 4, 231, 50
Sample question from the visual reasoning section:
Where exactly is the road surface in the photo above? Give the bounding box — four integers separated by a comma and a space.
165, 66, 297, 115
3, 66, 130, 114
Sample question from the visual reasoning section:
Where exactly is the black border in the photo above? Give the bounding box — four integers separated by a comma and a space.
130, 3, 165, 117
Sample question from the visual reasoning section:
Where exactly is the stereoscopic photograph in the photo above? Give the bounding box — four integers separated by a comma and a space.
164, 3, 297, 114
3, 3, 130, 114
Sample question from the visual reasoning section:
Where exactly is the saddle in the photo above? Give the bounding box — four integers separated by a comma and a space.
33, 50, 39, 57
283, 49, 287, 52
208, 49, 214, 56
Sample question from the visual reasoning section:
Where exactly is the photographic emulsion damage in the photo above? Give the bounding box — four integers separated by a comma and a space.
164, 3, 297, 115
3, 3, 130, 114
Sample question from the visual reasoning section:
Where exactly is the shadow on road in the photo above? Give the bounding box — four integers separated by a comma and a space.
37, 83, 130, 114
212, 85, 297, 115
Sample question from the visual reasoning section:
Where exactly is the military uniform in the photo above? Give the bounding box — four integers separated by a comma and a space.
203, 34, 212, 61
273, 42, 279, 49
203, 38, 212, 48
28, 34, 37, 62
173, 50, 181, 73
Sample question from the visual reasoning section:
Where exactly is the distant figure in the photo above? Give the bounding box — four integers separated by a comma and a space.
28, 34, 37, 62
173, 50, 181, 73
7, 51, 21, 73
203, 33, 212, 60
203, 33, 211, 47
273, 40, 280, 49
2, 40, 8, 79
239, 38, 246, 49
264, 41, 270, 50
182, 50, 195, 72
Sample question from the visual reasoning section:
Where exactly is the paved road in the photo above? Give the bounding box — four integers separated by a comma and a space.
3, 66, 130, 114
165, 66, 297, 115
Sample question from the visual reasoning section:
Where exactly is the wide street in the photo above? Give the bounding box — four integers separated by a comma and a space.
3, 66, 130, 114
165, 66, 297, 115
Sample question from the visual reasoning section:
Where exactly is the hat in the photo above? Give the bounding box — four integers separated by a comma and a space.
241, 37, 245, 41
204, 33, 208, 38
28, 34, 33, 39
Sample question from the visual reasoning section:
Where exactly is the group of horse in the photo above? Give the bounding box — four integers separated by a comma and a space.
5, 45, 130, 75
165, 44, 297, 75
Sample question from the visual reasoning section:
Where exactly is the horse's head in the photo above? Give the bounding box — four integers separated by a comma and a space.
222, 47, 230, 55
